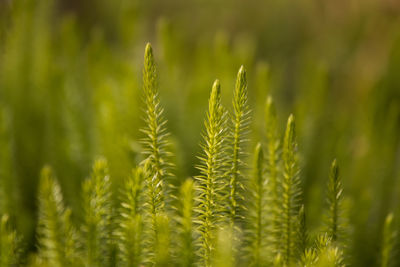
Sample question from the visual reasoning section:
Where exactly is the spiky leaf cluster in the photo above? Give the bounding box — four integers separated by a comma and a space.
280, 114, 302, 264
297, 205, 308, 258
227, 66, 250, 227
264, 96, 281, 254
140, 43, 175, 265
37, 166, 79, 267
246, 143, 267, 266
82, 159, 114, 267
141, 43, 172, 214
117, 167, 144, 267
195, 79, 228, 266
301, 234, 345, 267
0, 43, 397, 267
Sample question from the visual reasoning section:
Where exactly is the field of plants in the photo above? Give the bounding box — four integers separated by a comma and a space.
0, 0, 399, 266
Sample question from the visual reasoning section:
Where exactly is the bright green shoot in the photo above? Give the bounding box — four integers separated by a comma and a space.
195, 79, 228, 267
281, 114, 302, 264
228, 65, 250, 227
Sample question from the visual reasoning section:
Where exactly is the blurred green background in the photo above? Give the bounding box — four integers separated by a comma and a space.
0, 0, 399, 265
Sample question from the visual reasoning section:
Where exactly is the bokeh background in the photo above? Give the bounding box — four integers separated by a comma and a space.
0, 0, 399, 265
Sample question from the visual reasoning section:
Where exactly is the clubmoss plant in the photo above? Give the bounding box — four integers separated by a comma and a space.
141, 42, 172, 210
315, 246, 345, 267
195, 79, 228, 267
301, 248, 318, 267
302, 233, 344, 267
0, 42, 397, 267
118, 167, 144, 267
82, 159, 114, 267
297, 205, 308, 259
264, 96, 281, 254
247, 143, 266, 266
228, 65, 250, 228
281, 114, 302, 264
141, 43, 174, 265
36, 166, 79, 267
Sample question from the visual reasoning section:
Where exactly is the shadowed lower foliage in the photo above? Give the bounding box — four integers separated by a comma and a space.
0, 215, 19, 267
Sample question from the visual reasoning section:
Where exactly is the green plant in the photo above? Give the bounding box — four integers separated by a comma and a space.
280, 114, 302, 264
0, 215, 19, 267
246, 143, 267, 266
380, 213, 396, 267
297, 205, 308, 259
176, 178, 196, 267
264, 96, 281, 254
82, 159, 114, 267
141, 43, 174, 265
195, 79, 228, 266
227, 65, 250, 228
118, 167, 144, 266
0, 43, 397, 267
37, 167, 80, 266
141, 42, 172, 209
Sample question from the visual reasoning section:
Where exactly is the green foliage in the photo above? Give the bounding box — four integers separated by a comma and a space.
0, 215, 19, 267
313, 234, 345, 267
82, 159, 114, 267
195, 79, 228, 266
302, 234, 345, 267
280, 114, 302, 264
246, 143, 267, 266
380, 213, 396, 267
264, 96, 281, 254
297, 205, 308, 259
0, 27, 397, 267
37, 166, 80, 267
0, 2, 400, 266
176, 179, 196, 267
227, 65, 250, 227
141, 43, 172, 209
118, 168, 144, 267
326, 159, 343, 242
141, 44, 174, 265
315, 246, 345, 267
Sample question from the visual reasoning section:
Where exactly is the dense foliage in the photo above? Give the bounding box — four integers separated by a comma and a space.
0, 42, 396, 266
0, 0, 399, 266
